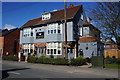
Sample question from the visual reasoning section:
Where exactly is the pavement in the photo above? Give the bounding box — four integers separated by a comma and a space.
2, 60, 120, 79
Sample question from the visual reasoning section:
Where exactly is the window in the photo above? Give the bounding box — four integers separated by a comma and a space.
31, 32, 33, 36
54, 29, 56, 33
23, 28, 33, 37
51, 49, 53, 54
58, 50, 61, 54
36, 32, 44, 39
23, 44, 34, 53
41, 49, 44, 53
58, 30, 61, 34
46, 42, 62, 55
47, 49, 50, 54
47, 23, 61, 35
48, 30, 50, 34
54, 49, 56, 54
51, 30, 53, 34
86, 44, 88, 50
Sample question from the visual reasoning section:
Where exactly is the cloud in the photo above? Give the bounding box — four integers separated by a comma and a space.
3, 24, 16, 30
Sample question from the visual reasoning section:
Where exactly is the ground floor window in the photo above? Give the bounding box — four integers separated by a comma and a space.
46, 42, 62, 55
22, 44, 34, 54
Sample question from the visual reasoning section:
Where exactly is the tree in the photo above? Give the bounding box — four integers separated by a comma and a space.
89, 2, 120, 49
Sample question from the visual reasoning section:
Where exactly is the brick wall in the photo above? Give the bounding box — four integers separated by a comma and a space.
3, 29, 20, 56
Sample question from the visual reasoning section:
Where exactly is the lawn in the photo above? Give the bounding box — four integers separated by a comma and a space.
105, 63, 120, 69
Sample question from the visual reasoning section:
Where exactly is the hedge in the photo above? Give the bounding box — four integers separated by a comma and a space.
52, 58, 69, 65
36, 57, 54, 64
28, 56, 38, 63
2, 56, 18, 61
70, 56, 86, 66
2, 55, 87, 66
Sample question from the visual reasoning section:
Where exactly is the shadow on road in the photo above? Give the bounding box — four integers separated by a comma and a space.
2, 68, 30, 79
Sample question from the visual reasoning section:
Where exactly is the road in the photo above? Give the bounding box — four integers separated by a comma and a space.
1, 60, 120, 80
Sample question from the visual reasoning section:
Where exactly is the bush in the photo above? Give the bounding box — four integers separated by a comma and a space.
36, 56, 53, 64
36, 56, 69, 65
28, 56, 38, 63
2, 56, 18, 61
70, 56, 86, 66
52, 58, 69, 65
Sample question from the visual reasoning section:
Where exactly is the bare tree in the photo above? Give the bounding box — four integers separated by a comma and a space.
89, 2, 120, 49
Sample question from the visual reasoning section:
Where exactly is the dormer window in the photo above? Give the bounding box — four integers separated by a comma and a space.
42, 12, 51, 20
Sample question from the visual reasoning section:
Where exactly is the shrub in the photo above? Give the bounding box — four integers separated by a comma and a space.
2, 56, 18, 61
52, 58, 69, 65
36, 56, 53, 64
36, 56, 69, 65
28, 56, 38, 63
70, 56, 86, 66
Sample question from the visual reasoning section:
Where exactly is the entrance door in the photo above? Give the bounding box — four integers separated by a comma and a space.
37, 47, 45, 57
67, 48, 74, 60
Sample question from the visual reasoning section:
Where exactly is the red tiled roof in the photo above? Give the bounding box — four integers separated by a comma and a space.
78, 37, 100, 42
21, 5, 82, 28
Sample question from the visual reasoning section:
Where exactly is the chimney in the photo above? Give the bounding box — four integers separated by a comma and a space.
68, 4, 74, 8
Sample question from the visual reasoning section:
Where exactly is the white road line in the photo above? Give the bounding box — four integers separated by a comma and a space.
8, 72, 20, 75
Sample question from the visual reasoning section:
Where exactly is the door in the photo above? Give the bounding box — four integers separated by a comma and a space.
37, 47, 45, 57
67, 48, 74, 60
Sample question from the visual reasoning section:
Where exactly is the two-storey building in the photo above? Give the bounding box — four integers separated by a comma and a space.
20, 4, 104, 59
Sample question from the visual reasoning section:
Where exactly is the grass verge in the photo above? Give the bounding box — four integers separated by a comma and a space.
105, 63, 120, 69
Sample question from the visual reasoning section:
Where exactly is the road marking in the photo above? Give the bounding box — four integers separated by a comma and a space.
8, 72, 20, 75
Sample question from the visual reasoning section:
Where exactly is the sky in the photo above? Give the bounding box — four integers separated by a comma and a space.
2, 2, 96, 30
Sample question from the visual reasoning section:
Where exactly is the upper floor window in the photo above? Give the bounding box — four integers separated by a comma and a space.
36, 32, 44, 39
47, 23, 61, 34
23, 28, 33, 37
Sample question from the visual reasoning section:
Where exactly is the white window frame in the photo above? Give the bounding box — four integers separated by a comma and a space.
46, 42, 62, 55
23, 44, 34, 53
47, 23, 62, 35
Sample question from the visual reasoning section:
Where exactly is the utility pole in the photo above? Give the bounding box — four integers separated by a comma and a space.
64, 0, 67, 59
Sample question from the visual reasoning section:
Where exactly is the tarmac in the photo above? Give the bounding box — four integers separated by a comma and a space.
2, 60, 120, 79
